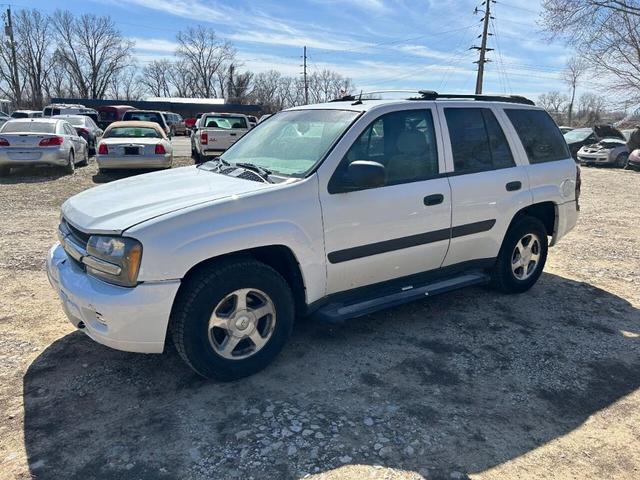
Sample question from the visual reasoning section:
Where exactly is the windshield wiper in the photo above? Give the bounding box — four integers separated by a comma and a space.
198, 156, 230, 171
233, 162, 273, 179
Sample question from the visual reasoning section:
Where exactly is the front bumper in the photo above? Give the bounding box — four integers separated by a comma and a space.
96, 153, 172, 169
577, 153, 612, 165
46, 242, 180, 353
0, 148, 68, 167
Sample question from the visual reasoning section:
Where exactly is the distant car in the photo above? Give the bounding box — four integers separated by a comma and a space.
96, 121, 173, 173
559, 126, 573, 134
624, 149, 640, 170
164, 112, 187, 136
258, 114, 272, 123
43, 103, 99, 120
0, 118, 88, 175
191, 112, 251, 162
54, 114, 104, 156
96, 105, 135, 129
564, 125, 625, 160
11, 110, 43, 119
122, 110, 170, 136
577, 138, 629, 167
247, 115, 258, 128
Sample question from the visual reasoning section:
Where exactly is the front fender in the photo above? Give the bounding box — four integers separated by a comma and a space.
128, 177, 327, 304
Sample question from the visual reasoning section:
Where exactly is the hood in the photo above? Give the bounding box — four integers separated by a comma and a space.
580, 138, 626, 151
62, 166, 272, 233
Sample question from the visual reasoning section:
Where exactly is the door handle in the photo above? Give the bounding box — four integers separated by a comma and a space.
506, 181, 522, 191
424, 194, 444, 206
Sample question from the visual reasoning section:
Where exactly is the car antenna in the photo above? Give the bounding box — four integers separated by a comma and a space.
352, 90, 363, 106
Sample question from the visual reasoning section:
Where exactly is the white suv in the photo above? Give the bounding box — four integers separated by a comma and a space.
47, 91, 579, 381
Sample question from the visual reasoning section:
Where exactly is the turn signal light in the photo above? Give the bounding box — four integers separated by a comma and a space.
98, 143, 108, 155
39, 136, 64, 147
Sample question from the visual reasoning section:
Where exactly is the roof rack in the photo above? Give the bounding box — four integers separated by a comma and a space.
329, 90, 535, 106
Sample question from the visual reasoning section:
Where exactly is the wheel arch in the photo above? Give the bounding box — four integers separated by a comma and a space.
508, 201, 557, 239
175, 244, 307, 317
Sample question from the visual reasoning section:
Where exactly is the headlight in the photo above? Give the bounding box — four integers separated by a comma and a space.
85, 236, 143, 287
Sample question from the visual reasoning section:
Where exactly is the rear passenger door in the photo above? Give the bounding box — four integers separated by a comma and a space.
437, 105, 532, 267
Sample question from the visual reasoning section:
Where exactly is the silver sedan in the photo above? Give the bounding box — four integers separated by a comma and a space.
96, 121, 173, 172
0, 118, 88, 176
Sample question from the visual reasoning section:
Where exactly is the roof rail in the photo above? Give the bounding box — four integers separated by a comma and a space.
329, 90, 535, 106
415, 90, 535, 105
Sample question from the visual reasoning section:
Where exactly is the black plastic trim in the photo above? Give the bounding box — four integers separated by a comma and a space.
327, 219, 496, 264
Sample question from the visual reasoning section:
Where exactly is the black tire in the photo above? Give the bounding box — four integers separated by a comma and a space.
64, 150, 75, 174
171, 259, 295, 381
0, 165, 9, 176
490, 216, 548, 294
615, 153, 628, 168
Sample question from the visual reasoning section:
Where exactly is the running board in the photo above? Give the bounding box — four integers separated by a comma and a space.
314, 272, 491, 323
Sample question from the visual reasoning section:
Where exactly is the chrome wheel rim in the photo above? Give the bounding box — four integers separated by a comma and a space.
208, 288, 276, 360
511, 233, 541, 281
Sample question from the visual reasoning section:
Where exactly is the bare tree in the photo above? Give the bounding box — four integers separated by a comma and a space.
166, 59, 195, 97
541, 0, 640, 102
538, 90, 569, 122
563, 57, 586, 126
576, 92, 608, 125
175, 26, 235, 98
308, 70, 354, 104
43, 52, 77, 99
52, 10, 133, 99
108, 65, 143, 101
140, 59, 173, 97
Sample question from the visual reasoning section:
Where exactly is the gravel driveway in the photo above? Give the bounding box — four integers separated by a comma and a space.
1, 148, 639, 480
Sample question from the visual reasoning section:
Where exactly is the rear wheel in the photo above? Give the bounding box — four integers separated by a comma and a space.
171, 259, 295, 381
64, 151, 75, 174
491, 216, 548, 294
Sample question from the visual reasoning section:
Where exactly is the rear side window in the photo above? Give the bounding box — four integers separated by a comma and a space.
505, 109, 570, 164
445, 108, 515, 174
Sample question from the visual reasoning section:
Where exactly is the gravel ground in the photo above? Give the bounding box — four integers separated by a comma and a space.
1, 144, 639, 480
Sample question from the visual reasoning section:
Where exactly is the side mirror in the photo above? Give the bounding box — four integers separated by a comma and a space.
347, 160, 386, 189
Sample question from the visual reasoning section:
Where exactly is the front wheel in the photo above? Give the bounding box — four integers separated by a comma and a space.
615, 153, 628, 168
490, 216, 548, 294
171, 259, 295, 381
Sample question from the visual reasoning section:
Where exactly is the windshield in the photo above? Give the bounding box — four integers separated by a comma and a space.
124, 112, 163, 124
220, 110, 359, 177
62, 117, 86, 126
203, 116, 248, 129
105, 127, 161, 138
564, 128, 593, 143
11, 112, 28, 118
1, 121, 56, 133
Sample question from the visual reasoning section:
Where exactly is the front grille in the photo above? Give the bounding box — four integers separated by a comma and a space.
62, 219, 91, 247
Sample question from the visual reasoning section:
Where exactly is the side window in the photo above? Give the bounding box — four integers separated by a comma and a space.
331, 109, 439, 191
505, 109, 570, 164
444, 108, 515, 174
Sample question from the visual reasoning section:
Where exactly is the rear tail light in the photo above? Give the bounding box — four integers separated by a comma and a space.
155, 144, 166, 155
39, 136, 64, 147
200, 132, 208, 145
98, 143, 108, 155
575, 165, 581, 211
0, 138, 9, 146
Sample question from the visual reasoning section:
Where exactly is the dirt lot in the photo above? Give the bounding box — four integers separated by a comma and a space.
1, 144, 639, 480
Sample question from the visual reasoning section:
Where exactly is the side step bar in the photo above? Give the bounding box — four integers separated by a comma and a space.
314, 272, 491, 323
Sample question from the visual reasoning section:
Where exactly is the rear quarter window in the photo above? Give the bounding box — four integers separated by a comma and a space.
505, 109, 570, 164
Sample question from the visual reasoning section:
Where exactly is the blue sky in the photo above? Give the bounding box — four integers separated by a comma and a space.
25, 0, 594, 100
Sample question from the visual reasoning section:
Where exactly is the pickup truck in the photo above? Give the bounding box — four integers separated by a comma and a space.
191, 113, 251, 163
48, 91, 579, 381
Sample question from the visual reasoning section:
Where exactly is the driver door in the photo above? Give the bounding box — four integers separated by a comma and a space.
318, 107, 452, 295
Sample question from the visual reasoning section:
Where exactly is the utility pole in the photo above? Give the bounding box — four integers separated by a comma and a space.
302, 46, 309, 105
472, 1, 494, 95
4, 7, 21, 108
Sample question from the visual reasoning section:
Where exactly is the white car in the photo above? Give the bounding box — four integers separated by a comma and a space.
192, 112, 251, 162
96, 121, 172, 172
577, 138, 629, 167
0, 118, 88, 175
47, 92, 579, 380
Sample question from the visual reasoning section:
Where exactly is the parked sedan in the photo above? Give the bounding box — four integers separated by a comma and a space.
577, 138, 629, 167
96, 121, 172, 172
54, 114, 103, 155
0, 118, 88, 176
564, 125, 625, 160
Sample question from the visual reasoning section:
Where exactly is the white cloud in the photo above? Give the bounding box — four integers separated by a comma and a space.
130, 37, 178, 53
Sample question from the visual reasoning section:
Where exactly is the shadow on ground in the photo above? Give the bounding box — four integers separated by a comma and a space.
23, 273, 640, 479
